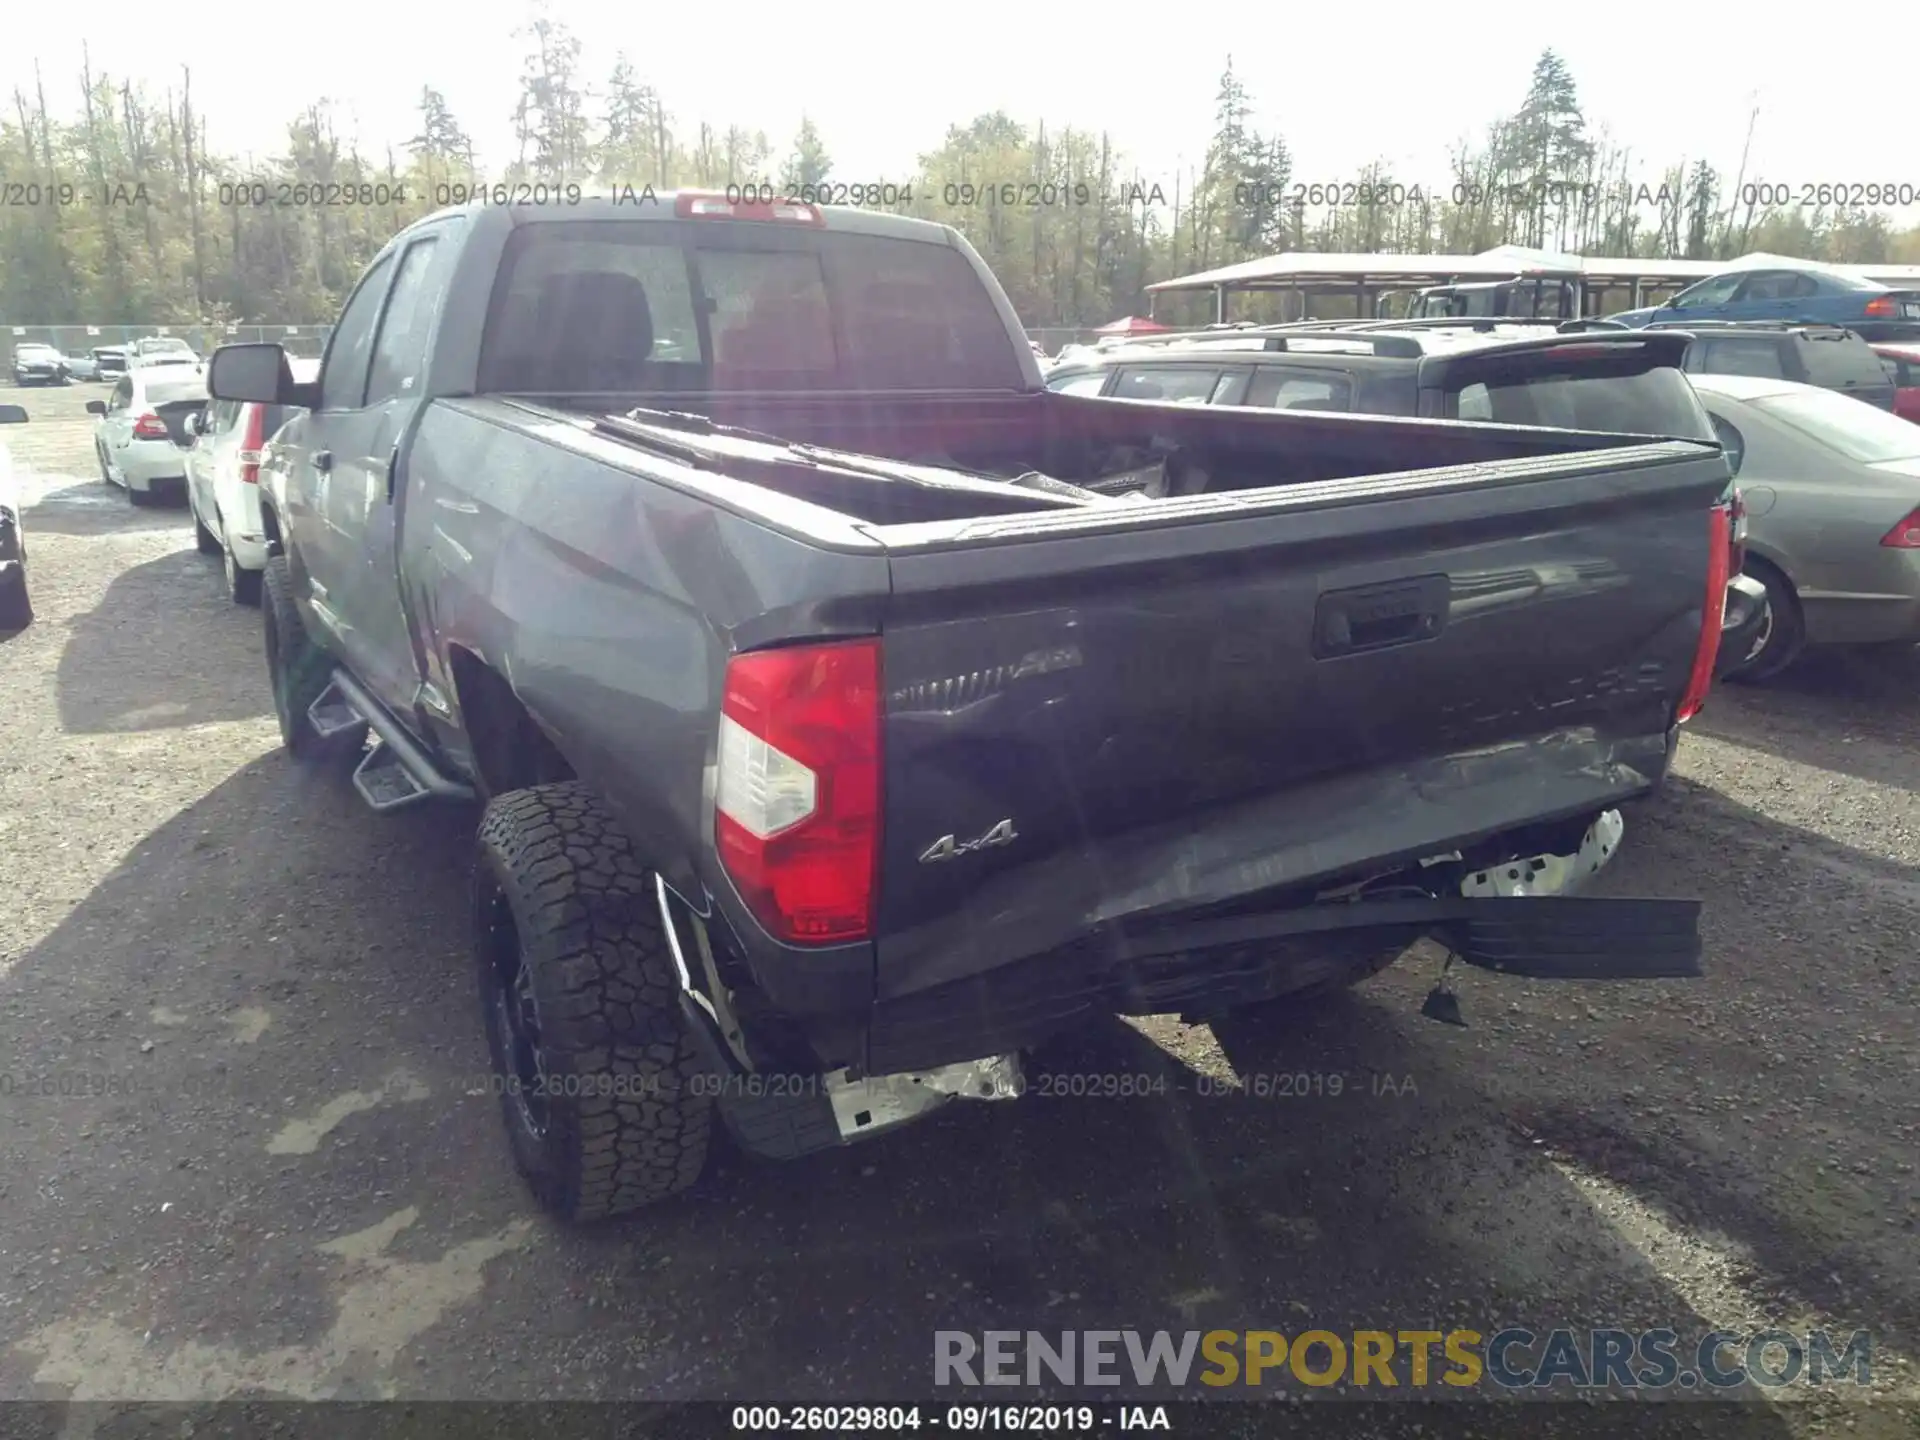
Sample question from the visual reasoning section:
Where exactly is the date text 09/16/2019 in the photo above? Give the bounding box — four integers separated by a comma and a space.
729, 1405, 1169, 1432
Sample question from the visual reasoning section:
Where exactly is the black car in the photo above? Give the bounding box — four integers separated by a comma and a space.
11, 344, 69, 387
1, 401, 31, 628
1646, 320, 1897, 412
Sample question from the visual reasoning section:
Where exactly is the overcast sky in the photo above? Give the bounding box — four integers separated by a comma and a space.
6, 0, 1912, 221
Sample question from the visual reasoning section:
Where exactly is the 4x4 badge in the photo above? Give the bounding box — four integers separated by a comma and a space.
919, 819, 1018, 863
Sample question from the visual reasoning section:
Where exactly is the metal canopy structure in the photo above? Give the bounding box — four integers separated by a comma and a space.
1146, 245, 1920, 321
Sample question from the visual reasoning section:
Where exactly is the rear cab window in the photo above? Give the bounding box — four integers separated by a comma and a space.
477, 221, 1026, 394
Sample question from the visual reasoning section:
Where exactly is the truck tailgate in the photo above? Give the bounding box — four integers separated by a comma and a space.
870, 441, 1727, 1000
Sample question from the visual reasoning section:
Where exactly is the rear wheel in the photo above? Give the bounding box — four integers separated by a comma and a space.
261, 553, 352, 760
224, 540, 262, 606
474, 782, 713, 1222
126, 478, 153, 508
0, 559, 30, 630
1725, 559, 1804, 683
191, 492, 221, 554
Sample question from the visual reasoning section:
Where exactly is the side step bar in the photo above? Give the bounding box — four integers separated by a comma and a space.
310, 669, 476, 813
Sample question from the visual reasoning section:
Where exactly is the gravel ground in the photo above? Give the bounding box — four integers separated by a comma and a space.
1, 380, 1917, 1433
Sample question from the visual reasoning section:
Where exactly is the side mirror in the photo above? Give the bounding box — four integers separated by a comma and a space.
86, 400, 108, 416
0, 403, 27, 425
207, 342, 298, 405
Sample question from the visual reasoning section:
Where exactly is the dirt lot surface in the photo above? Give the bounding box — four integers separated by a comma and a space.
2, 379, 1917, 1434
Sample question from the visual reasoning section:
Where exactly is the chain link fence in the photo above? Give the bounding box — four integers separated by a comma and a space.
5, 323, 333, 366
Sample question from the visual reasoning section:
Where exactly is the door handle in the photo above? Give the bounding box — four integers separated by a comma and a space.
381, 443, 401, 502
313, 449, 333, 473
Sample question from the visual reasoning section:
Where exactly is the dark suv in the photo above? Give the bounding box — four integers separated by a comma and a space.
1044, 320, 1716, 437
1646, 321, 1897, 411
1048, 318, 1766, 675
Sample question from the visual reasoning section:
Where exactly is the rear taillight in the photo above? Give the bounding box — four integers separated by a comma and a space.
131, 412, 169, 440
714, 639, 881, 944
1677, 503, 1733, 724
675, 191, 824, 225
1865, 296, 1897, 318
1729, 487, 1748, 574
1880, 506, 1920, 548
237, 404, 267, 484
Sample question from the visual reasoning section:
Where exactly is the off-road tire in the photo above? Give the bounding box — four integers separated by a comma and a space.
473, 782, 713, 1223
261, 553, 350, 760
1725, 558, 1805, 684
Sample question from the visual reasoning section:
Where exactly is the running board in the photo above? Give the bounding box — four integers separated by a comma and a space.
310, 670, 476, 813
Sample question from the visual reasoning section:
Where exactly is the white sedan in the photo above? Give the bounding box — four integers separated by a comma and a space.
87, 369, 208, 505
184, 357, 318, 605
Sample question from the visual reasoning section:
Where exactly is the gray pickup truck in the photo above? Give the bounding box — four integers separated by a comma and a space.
207, 192, 1731, 1223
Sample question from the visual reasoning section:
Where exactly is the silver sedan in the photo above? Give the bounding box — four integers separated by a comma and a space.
1693, 372, 1920, 679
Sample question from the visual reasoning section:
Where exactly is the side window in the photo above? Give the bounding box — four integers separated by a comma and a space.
1210, 370, 1251, 406
1734, 272, 1791, 302
366, 237, 444, 405
1782, 273, 1820, 300
1456, 382, 1493, 421
1698, 338, 1786, 380
1047, 371, 1110, 397
1709, 415, 1745, 474
1110, 366, 1222, 404
1675, 273, 1743, 308
1244, 367, 1353, 411
1799, 338, 1882, 387
319, 252, 396, 411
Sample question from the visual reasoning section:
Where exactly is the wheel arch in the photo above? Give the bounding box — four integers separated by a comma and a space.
447, 646, 577, 801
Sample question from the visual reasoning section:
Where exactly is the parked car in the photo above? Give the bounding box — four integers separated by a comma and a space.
185, 357, 318, 604
1040, 321, 1770, 676
92, 346, 129, 382
1871, 341, 1920, 423
206, 191, 1724, 1225
65, 351, 101, 382
0, 402, 31, 628
11, 344, 69, 387
128, 335, 203, 367
1609, 262, 1920, 342
1652, 322, 1898, 412
85, 368, 208, 506
1690, 372, 1920, 679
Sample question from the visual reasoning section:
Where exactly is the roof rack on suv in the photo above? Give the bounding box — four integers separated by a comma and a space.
1643, 318, 1857, 334
1098, 327, 1429, 359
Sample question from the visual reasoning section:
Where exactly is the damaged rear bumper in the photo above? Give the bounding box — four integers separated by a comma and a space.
667, 808, 1700, 1162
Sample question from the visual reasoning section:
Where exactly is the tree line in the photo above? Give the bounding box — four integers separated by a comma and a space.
5, 25, 1918, 330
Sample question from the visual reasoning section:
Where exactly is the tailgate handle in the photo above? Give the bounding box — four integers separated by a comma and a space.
1313, 575, 1450, 659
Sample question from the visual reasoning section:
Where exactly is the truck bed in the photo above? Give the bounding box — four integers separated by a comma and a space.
400, 393, 1726, 1069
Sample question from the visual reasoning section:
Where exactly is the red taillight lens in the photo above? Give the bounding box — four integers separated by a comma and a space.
1677, 504, 1733, 724
132, 412, 169, 440
1865, 296, 1896, 318
1880, 505, 1920, 548
238, 404, 267, 484
714, 639, 881, 944
675, 191, 824, 225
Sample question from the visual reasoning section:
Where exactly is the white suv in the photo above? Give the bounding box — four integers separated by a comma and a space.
185, 357, 317, 604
